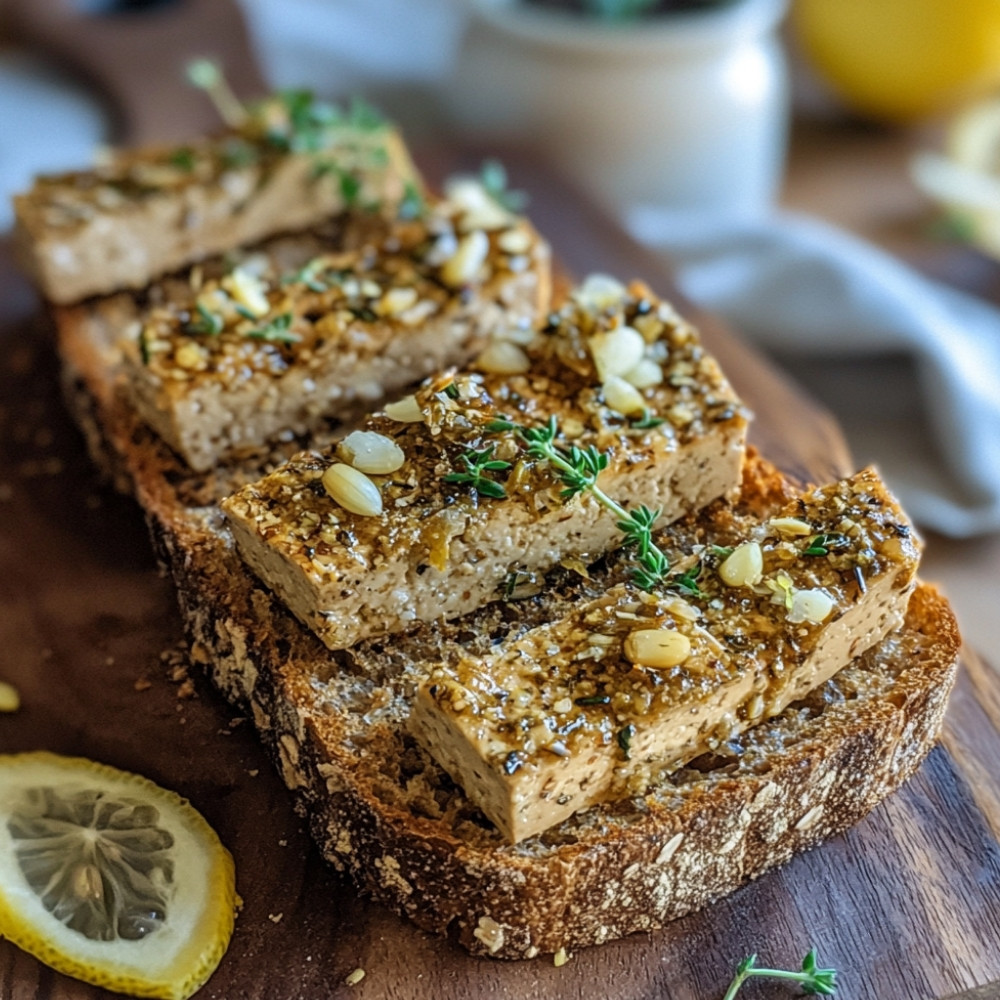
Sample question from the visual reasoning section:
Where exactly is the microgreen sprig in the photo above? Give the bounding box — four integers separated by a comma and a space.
722, 949, 838, 999
803, 533, 847, 557
443, 445, 511, 500
246, 312, 300, 344
484, 415, 670, 591
480, 159, 528, 214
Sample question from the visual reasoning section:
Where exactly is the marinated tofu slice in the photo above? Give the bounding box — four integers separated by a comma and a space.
14, 92, 420, 304
411, 468, 921, 843
221, 276, 748, 651
118, 188, 551, 472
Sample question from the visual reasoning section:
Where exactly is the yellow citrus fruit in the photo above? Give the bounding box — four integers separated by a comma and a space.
792, 0, 1000, 122
0, 752, 238, 1000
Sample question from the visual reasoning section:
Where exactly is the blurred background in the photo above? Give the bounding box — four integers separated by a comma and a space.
2, 0, 1000, 648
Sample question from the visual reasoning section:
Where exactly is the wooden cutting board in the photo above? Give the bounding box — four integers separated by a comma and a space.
2, 159, 1000, 1000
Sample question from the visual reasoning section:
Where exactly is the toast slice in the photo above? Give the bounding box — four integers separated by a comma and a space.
54, 291, 959, 956
219, 278, 747, 650
411, 468, 921, 843
14, 93, 420, 304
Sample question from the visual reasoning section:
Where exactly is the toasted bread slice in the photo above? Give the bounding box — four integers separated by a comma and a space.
219, 278, 747, 650
15, 93, 420, 304
54, 285, 959, 956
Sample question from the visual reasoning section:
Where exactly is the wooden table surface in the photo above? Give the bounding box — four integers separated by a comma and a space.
2, 126, 1000, 1000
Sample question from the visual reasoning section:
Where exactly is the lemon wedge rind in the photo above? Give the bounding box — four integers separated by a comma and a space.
0, 751, 237, 1000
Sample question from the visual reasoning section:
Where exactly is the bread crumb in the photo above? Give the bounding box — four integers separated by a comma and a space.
345, 968, 365, 986
104, 656, 115, 666
0, 681, 21, 713
177, 679, 196, 700
278, 839, 288, 847
248, 769, 259, 777
268, 913, 283, 923
553, 947, 570, 967
134, 678, 152, 692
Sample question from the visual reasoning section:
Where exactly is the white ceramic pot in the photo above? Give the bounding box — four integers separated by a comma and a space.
446, 0, 790, 218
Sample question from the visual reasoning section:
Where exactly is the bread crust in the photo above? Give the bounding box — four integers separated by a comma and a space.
56, 288, 961, 960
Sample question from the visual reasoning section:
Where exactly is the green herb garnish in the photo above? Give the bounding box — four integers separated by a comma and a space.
443, 445, 511, 499
669, 561, 703, 598
803, 533, 847, 557
246, 312, 299, 344
281, 259, 331, 293
480, 159, 528, 214
138, 329, 151, 366
484, 415, 671, 591
444, 382, 461, 400
168, 147, 197, 172
184, 303, 224, 336
711, 544, 734, 560
722, 949, 837, 1000
575, 695, 611, 706
398, 181, 425, 221
631, 408, 665, 429
617, 724, 634, 760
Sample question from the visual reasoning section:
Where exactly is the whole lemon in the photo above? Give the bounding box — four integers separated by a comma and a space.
792, 0, 1000, 123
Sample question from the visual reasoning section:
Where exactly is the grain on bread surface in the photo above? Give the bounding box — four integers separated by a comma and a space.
220, 277, 748, 650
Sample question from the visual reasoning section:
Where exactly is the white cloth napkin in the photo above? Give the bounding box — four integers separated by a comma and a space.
629, 208, 1000, 538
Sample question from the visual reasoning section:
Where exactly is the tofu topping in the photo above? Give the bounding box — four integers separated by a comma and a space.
411, 468, 921, 842
221, 280, 748, 650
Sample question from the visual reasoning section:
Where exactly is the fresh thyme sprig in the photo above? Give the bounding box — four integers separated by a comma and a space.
483, 415, 670, 591
443, 445, 511, 500
722, 949, 838, 1000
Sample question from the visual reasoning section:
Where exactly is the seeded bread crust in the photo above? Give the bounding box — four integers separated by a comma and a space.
56, 296, 961, 960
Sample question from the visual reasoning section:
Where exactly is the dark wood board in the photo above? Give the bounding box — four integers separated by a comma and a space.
2, 159, 999, 1000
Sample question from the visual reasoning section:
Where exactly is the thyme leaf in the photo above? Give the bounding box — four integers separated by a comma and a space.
631, 407, 665, 429
617, 724, 634, 761
184, 303, 223, 336
443, 445, 511, 500
480, 158, 528, 214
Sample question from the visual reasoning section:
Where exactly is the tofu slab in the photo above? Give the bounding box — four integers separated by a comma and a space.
221, 278, 748, 651
411, 468, 921, 842
14, 93, 420, 304
118, 193, 551, 472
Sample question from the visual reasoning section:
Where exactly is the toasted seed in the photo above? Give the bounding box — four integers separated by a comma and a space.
338, 431, 405, 475
384, 394, 424, 423
623, 628, 691, 669
378, 286, 418, 317
633, 312, 664, 343
574, 273, 626, 311
553, 947, 571, 968
787, 588, 835, 625
322, 463, 383, 517
441, 229, 490, 288
223, 266, 269, 317
623, 358, 664, 389
0, 681, 20, 712
344, 968, 366, 987
476, 340, 531, 375
769, 516, 813, 536
718, 541, 763, 588
174, 342, 208, 371
497, 228, 532, 254
588, 325, 645, 382
602, 375, 646, 416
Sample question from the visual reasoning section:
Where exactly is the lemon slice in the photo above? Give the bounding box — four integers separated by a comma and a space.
0, 752, 238, 1000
